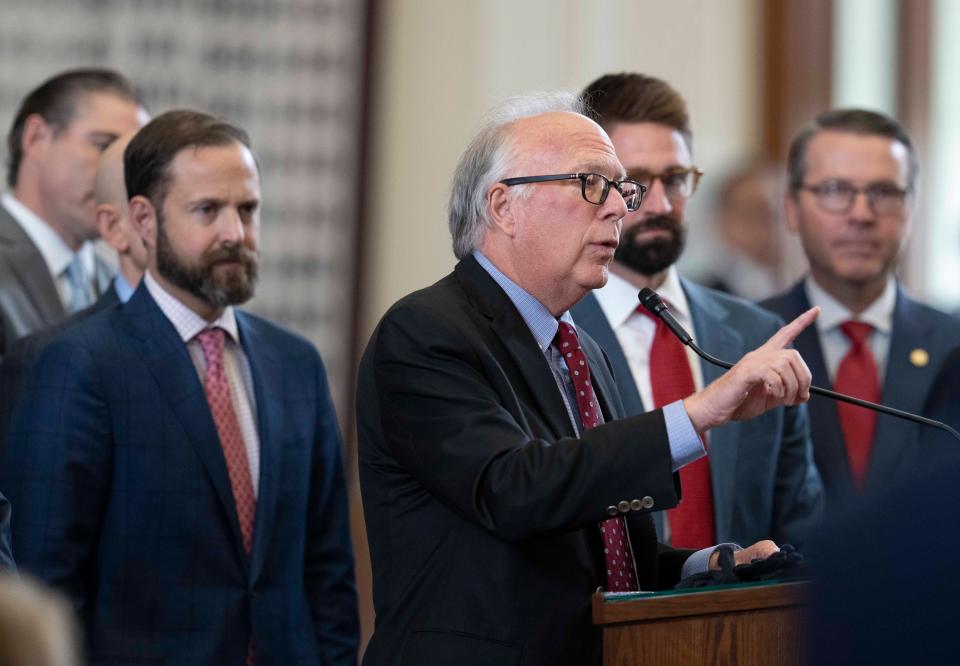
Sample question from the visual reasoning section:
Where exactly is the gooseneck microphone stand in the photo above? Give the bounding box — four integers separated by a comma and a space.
637, 287, 960, 444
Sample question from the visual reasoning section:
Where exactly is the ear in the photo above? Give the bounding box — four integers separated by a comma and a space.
783, 191, 800, 234
128, 195, 158, 250
96, 203, 128, 253
19, 114, 54, 162
487, 182, 518, 237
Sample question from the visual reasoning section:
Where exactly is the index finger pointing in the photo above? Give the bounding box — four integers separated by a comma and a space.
766, 306, 820, 350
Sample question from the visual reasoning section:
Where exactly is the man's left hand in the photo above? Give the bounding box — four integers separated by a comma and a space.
709, 540, 780, 570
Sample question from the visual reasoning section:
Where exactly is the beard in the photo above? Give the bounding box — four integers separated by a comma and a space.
155, 213, 259, 308
614, 214, 686, 276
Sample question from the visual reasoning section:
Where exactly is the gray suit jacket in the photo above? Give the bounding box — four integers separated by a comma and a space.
762, 280, 960, 512
571, 279, 824, 549
0, 203, 111, 357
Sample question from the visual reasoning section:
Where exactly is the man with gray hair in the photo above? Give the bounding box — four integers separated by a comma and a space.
357, 92, 818, 665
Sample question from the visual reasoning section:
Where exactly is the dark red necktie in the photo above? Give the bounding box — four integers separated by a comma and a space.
637, 306, 715, 549
834, 321, 879, 488
554, 322, 638, 592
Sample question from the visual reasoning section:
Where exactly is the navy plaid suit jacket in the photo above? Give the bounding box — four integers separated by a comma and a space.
0, 282, 358, 665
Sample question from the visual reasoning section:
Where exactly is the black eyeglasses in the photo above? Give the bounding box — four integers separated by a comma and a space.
499, 173, 646, 212
799, 180, 911, 216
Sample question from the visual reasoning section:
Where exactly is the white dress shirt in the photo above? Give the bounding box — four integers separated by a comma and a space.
594, 266, 706, 409
144, 271, 261, 496
1, 192, 96, 308
804, 275, 895, 384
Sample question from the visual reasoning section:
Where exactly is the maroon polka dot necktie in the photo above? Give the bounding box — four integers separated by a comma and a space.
554, 322, 638, 592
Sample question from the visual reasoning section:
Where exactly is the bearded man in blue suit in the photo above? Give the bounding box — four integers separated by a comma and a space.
1, 110, 358, 664
572, 73, 823, 550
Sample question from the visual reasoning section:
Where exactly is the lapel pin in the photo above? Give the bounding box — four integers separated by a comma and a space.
909, 348, 929, 368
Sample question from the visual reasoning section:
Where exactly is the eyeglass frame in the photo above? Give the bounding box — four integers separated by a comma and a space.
797, 180, 912, 215
498, 172, 647, 212
626, 166, 704, 201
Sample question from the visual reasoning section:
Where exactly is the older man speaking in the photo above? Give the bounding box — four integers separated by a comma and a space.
357, 93, 816, 666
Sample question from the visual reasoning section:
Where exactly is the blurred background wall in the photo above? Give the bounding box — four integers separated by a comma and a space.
1, 0, 958, 658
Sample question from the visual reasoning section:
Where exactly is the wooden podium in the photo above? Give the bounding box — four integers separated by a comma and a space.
592, 581, 809, 666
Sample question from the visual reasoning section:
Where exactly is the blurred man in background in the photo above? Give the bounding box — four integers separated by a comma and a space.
0, 130, 146, 453
572, 73, 823, 551
762, 109, 960, 510
698, 160, 805, 301
0, 68, 148, 356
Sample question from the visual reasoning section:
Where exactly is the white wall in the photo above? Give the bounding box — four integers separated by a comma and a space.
362, 0, 764, 339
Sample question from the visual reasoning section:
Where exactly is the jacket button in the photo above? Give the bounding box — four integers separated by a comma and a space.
606, 505, 618, 516
617, 500, 631, 513
630, 499, 643, 511
641, 496, 654, 509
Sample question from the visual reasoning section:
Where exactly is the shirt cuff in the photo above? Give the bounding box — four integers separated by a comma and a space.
680, 542, 742, 580
663, 400, 705, 472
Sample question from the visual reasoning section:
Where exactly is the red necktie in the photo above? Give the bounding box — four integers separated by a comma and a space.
637, 306, 715, 549
554, 322, 638, 592
834, 321, 879, 488
197, 328, 257, 553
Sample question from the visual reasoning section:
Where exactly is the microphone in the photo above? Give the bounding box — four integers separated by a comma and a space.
637, 287, 960, 443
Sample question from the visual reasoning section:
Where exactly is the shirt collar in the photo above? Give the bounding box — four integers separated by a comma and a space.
804, 273, 896, 335
144, 270, 239, 344
113, 272, 137, 303
1, 192, 95, 278
473, 251, 574, 352
595, 264, 692, 328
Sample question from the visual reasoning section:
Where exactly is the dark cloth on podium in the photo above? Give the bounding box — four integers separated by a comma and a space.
357, 255, 693, 666
675, 544, 805, 589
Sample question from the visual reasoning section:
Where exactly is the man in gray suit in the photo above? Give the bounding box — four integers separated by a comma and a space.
572, 73, 823, 549
0, 68, 148, 356
0, 130, 146, 453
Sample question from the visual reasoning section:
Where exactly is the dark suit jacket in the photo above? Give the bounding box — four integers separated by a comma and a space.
0, 490, 12, 570
0, 283, 358, 665
0, 203, 111, 357
572, 280, 823, 548
761, 280, 960, 511
811, 459, 960, 664
0, 284, 120, 460
357, 255, 693, 666
920, 346, 960, 457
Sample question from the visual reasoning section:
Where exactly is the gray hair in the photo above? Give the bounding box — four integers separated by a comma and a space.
448, 91, 587, 259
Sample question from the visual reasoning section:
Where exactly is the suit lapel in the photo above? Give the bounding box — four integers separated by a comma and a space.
119, 284, 249, 562
236, 313, 284, 578
867, 290, 935, 488
682, 280, 742, 541
776, 282, 854, 500
456, 257, 575, 439
0, 206, 65, 326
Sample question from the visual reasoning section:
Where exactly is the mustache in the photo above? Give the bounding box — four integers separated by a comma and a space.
206, 244, 257, 265
623, 215, 680, 237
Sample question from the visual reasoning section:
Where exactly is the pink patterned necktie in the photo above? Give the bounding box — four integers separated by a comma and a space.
554, 322, 638, 592
196, 328, 257, 554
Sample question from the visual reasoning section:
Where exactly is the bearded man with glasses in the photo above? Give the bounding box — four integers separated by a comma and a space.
762, 108, 960, 512
571, 73, 824, 554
